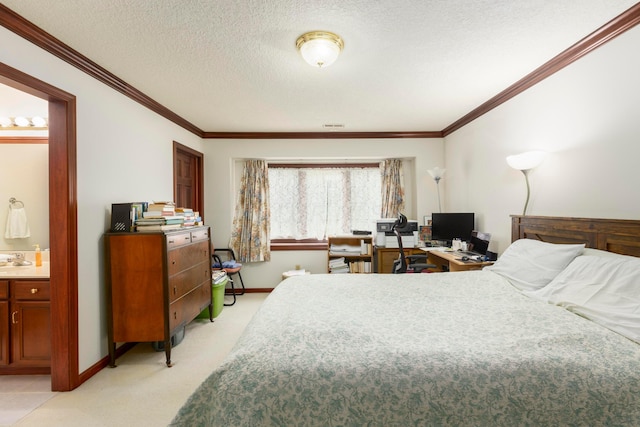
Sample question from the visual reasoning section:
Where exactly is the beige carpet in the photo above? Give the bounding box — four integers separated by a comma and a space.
11, 292, 268, 427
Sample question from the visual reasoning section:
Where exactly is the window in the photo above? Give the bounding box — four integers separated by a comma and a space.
269, 163, 381, 243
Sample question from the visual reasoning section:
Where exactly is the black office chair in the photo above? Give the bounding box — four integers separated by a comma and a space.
212, 244, 245, 306
392, 213, 435, 274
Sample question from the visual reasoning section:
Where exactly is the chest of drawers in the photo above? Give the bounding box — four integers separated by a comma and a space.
105, 226, 212, 367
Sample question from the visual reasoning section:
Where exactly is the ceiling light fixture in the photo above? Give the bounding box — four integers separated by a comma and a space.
296, 31, 344, 68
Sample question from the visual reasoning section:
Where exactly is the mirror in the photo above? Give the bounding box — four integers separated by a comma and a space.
0, 83, 49, 251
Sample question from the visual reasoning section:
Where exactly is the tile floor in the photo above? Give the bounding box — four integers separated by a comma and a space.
0, 375, 55, 426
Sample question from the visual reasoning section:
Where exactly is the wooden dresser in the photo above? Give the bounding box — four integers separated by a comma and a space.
105, 226, 212, 367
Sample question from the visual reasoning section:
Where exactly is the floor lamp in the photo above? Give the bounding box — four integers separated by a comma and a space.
427, 167, 445, 213
506, 151, 546, 216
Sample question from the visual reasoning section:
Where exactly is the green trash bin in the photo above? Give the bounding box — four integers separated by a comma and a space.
197, 276, 227, 319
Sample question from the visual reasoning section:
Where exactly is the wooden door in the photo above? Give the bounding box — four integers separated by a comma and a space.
173, 142, 204, 220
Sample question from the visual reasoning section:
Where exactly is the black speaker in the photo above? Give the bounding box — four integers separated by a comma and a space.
111, 203, 133, 232
485, 250, 498, 261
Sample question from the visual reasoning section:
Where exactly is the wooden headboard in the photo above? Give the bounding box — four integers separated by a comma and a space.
511, 215, 640, 257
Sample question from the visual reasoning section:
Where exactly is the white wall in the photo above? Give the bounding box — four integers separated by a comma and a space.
0, 26, 205, 372
203, 139, 444, 288
443, 25, 640, 255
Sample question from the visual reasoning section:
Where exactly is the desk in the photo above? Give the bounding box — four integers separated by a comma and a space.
375, 247, 425, 273
421, 249, 494, 272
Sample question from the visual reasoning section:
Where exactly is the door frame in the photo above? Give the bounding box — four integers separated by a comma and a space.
0, 62, 79, 391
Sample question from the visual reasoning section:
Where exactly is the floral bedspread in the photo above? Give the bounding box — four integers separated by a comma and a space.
171, 271, 640, 426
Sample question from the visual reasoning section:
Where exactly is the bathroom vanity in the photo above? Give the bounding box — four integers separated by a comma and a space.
0, 260, 51, 374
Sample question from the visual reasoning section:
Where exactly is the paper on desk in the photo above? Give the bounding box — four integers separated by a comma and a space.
420, 247, 448, 252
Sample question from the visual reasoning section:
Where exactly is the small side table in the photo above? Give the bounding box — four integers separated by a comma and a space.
282, 270, 311, 280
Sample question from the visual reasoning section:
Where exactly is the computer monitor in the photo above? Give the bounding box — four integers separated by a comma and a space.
431, 213, 475, 245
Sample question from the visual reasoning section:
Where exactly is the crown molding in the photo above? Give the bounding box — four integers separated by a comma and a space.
442, 2, 640, 136
201, 131, 443, 139
0, 4, 203, 137
2, 3, 639, 140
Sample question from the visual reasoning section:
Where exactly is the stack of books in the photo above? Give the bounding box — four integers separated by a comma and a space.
329, 257, 350, 273
136, 201, 184, 231
348, 260, 372, 273
145, 201, 176, 216
329, 243, 362, 256
175, 207, 197, 227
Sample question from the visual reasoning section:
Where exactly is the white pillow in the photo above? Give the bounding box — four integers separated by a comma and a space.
525, 255, 640, 344
581, 247, 638, 260
484, 239, 585, 292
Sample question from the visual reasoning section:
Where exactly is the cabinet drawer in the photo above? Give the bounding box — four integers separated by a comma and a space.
166, 231, 192, 250
0, 280, 7, 299
190, 228, 210, 243
12, 281, 50, 301
168, 241, 210, 276
169, 283, 211, 331
168, 262, 211, 303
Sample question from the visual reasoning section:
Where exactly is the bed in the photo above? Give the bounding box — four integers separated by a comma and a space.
171, 216, 640, 426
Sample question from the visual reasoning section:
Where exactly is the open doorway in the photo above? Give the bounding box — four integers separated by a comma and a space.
0, 62, 79, 391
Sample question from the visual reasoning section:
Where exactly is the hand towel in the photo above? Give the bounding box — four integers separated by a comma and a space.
5, 206, 31, 239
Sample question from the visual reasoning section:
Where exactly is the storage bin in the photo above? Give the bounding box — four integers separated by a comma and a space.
151, 326, 185, 351
197, 277, 228, 319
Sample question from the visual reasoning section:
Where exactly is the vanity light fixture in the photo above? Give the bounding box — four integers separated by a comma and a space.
0, 116, 48, 129
427, 167, 446, 213
296, 31, 344, 68
506, 150, 547, 216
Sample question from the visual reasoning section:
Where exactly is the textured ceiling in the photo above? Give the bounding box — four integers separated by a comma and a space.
1, 1, 638, 133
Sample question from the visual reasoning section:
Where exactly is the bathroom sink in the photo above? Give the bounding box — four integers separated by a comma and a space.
0, 260, 32, 268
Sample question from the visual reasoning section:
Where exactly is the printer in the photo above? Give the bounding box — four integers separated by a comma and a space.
376, 218, 419, 248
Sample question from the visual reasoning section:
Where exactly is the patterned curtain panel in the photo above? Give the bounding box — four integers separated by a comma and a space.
380, 159, 405, 218
229, 160, 271, 262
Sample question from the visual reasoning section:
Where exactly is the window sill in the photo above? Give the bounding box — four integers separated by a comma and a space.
271, 241, 328, 251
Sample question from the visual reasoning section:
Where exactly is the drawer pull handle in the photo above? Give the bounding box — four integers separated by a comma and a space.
31, 288, 39, 294
11, 311, 17, 324
173, 286, 177, 295
168, 239, 175, 244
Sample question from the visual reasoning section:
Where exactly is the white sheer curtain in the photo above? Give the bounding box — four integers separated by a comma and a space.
269, 166, 381, 239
